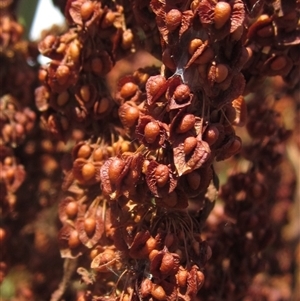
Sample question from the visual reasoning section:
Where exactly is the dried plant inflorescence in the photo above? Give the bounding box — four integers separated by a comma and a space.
0, 0, 299, 301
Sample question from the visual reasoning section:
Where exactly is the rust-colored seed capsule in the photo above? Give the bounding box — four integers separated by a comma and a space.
108, 158, 125, 184
214, 2, 232, 29
154, 164, 169, 187
188, 38, 203, 55
144, 121, 160, 144
57, 91, 69, 106
187, 171, 201, 190
204, 125, 220, 145
160, 252, 175, 274
166, 9, 182, 31
215, 64, 229, 83
96, 98, 110, 114
68, 230, 81, 249
173, 84, 190, 102
56, 65, 70, 85
151, 284, 167, 301
120, 82, 138, 99
84, 217, 96, 237
91, 57, 103, 75
176, 114, 196, 133
270, 56, 287, 71
80, 85, 91, 102
93, 148, 103, 161
66, 201, 78, 219
184, 137, 197, 155
82, 162, 95, 181
77, 144, 92, 159
120, 105, 140, 127
140, 278, 153, 297
80, 1, 94, 20
177, 268, 188, 287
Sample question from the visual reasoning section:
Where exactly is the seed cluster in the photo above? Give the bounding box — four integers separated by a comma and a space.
0, 0, 299, 301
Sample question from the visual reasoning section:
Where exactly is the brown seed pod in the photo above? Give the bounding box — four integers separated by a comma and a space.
188, 39, 203, 55
80, 1, 94, 20
119, 102, 140, 128
120, 82, 138, 99
140, 278, 153, 297
203, 125, 220, 145
173, 84, 191, 103
184, 137, 198, 155
56, 65, 70, 86
176, 114, 196, 134
82, 162, 96, 181
65, 201, 78, 219
68, 230, 81, 249
91, 249, 116, 272
84, 217, 96, 237
154, 164, 170, 187
151, 284, 167, 301
77, 144, 92, 159
144, 121, 161, 144
166, 9, 182, 31
214, 1, 231, 29
177, 268, 188, 287
108, 158, 126, 184
57, 91, 69, 106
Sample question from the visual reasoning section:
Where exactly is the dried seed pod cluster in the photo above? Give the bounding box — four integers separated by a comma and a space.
244, 1, 300, 89
1, 0, 299, 300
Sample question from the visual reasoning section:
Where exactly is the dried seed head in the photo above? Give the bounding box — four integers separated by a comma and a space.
154, 164, 170, 187
166, 9, 182, 31
187, 171, 201, 190
77, 144, 92, 159
214, 2, 232, 29
120, 82, 138, 99
66, 201, 78, 219
69, 41, 81, 62
176, 114, 196, 133
151, 284, 166, 301
84, 217, 96, 237
173, 84, 190, 102
80, 1, 94, 20
144, 121, 160, 144
108, 158, 125, 184
81, 162, 95, 181
184, 137, 197, 155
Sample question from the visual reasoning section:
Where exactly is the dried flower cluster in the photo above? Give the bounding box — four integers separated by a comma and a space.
0, 1, 299, 301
